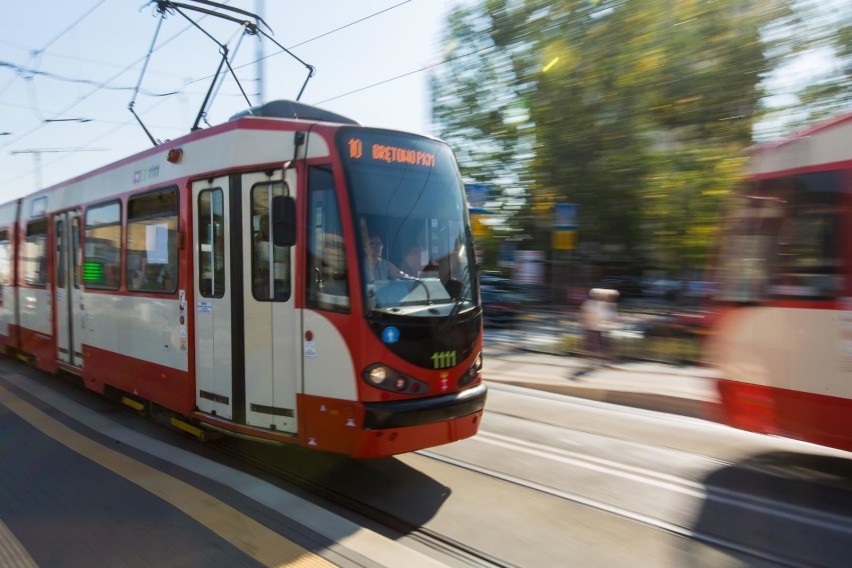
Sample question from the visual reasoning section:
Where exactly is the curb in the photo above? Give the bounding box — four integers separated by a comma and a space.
486, 377, 720, 421
485, 342, 721, 422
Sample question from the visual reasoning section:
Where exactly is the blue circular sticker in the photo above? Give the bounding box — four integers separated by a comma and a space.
382, 327, 400, 344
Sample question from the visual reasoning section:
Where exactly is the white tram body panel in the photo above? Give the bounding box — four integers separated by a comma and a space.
712, 307, 850, 399
301, 309, 357, 400
106, 295, 187, 370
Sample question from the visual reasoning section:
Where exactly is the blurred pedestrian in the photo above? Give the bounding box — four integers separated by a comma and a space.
573, 287, 619, 378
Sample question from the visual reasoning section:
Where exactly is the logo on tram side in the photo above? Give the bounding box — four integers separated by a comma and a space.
431, 350, 457, 369
133, 165, 160, 184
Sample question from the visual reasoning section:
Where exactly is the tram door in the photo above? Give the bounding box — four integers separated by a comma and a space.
53, 211, 84, 367
241, 170, 299, 432
192, 178, 234, 419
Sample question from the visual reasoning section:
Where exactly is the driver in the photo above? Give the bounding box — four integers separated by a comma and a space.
367, 234, 405, 280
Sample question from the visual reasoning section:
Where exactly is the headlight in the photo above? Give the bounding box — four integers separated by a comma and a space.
459, 354, 482, 388
368, 366, 388, 385
362, 363, 429, 394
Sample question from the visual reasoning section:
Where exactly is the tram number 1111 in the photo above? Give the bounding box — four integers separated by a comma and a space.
431, 350, 457, 369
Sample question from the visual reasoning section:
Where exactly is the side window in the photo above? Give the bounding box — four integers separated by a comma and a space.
71, 217, 81, 288
198, 189, 225, 298
56, 219, 66, 288
306, 166, 349, 311
0, 230, 10, 303
24, 219, 49, 286
769, 174, 842, 299
84, 201, 121, 290
251, 181, 290, 301
127, 188, 179, 293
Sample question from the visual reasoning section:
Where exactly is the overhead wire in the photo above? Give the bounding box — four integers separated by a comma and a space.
0, 61, 178, 96
181, 0, 413, 87
2, 0, 447, 189
315, 44, 495, 105
0, 3, 226, 152
4, 0, 420, 149
0, 0, 108, 99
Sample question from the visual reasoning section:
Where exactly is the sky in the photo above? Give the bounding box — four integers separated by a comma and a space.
0, 0, 464, 201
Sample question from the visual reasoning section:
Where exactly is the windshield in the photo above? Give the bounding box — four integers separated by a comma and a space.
337, 128, 477, 314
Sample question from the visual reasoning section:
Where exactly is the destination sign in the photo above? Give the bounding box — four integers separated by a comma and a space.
346, 137, 436, 167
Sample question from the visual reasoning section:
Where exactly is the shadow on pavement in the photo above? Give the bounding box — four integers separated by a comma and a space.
686, 451, 852, 567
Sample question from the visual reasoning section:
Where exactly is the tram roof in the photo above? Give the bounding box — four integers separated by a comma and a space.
229, 100, 360, 125
746, 109, 852, 177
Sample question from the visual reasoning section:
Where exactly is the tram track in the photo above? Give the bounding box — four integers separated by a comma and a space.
192, 391, 850, 568
212, 425, 844, 568
432, 432, 852, 567
211, 440, 519, 568
458, 383, 852, 568
474, 428, 852, 535
417, 446, 823, 568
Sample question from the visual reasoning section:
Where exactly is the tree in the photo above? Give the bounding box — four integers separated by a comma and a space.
432, 0, 796, 274
430, 3, 532, 243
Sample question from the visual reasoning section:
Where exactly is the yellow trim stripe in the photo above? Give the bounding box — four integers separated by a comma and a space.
170, 417, 205, 440
0, 385, 334, 568
120, 396, 145, 412
0, 520, 38, 568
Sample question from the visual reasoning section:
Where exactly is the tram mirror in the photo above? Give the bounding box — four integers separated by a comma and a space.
272, 195, 296, 246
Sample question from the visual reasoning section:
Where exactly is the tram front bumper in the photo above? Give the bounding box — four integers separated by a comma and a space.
362, 382, 487, 430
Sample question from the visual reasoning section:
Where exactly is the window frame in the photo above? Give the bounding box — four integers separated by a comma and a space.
305, 165, 350, 313
23, 218, 49, 288
250, 179, 292, 302
83, 199, 122, 291
125, 186, 179, 294
197, 187, 226, 299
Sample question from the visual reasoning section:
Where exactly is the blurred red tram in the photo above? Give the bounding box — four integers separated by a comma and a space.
0, 100, 486, 458
706, 111, 852, 452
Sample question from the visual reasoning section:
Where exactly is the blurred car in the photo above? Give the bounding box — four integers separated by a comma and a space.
642, 278, 683, 301
598, 276, 643, 299
637, 310, 711, 339
479, 272, 512, 290
685, 280, 717, 302
481, 288, 526, 328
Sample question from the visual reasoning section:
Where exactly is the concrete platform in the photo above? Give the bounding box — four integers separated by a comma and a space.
0, 361, 446, 568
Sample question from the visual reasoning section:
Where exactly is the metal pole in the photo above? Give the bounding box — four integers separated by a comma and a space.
256, 0, 265, 104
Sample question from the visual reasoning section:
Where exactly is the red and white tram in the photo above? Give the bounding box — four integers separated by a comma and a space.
0, 100, 486, 458
707, 111, 852, 452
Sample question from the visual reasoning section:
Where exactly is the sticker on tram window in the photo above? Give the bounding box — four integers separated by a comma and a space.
381, 327, 400, 344
431, 350, 457, 369
82, 261, 104, 283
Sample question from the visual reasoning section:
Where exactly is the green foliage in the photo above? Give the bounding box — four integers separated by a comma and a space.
432, 0, 797, 274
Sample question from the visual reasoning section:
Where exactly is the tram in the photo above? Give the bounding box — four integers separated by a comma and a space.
706, 110, 852, 452
0, 100, 487, 458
